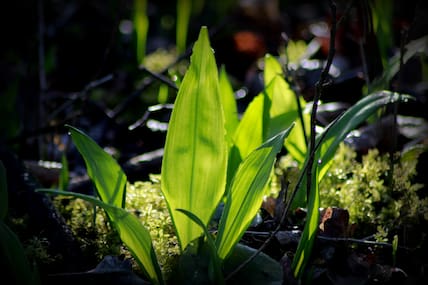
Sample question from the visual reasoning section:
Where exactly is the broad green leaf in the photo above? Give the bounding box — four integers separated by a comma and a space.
161, 27, 228, 251
216, 126, 293, 259
0, 161, 7, 220
219, 65, 239, 142
67, 125, 127, 208
264, 54, 309, 164
227, 93, 265, 188
266, 76, 298, 139
264, 54, 283, 86
291, 166, 319, 279
228, 73, 307, 187
0, 222, 39, 285
37, 189, 163, 285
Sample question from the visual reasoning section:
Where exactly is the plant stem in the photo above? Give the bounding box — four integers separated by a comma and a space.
388, 28, 408, 191
306, 0, 337, 200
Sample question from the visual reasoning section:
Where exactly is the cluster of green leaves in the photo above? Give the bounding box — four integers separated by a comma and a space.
38, 27, 293, 284
319, 143, 428, 234
37, 25, 413, 284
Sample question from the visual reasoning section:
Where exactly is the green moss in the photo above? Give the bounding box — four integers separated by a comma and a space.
319, 143, 427, 236
276, 143, 427, 239
53, 196, 122, 264
125, 175, 179, 276
54, 174, 179, 276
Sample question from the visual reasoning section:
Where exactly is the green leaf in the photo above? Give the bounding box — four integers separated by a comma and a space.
0, 222, 40, 285
290, 90, 413, 278
264, 54, 283, 86
228, 76, 284, 184
291, 167, 319, 279
371, 35, 428, 91
216, 126, 293, 259
316, 91, 412, 180
176, 209, 224, 284
228, 94, 267, 184
371, 0, 393, 69
0, 161, 7, 220
293, 91, 413, 208
37, 189, 163, 285
264, 54, 309, 164
224, 243, 282, 285
219, 65, 239, 143
266, 76, 298, 139
0, 161, 39, 285
161, 26, 228, 251
285, 110, 310, 165
67, 125, 127, 208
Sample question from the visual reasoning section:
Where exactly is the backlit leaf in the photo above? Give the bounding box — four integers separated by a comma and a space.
161, 27, 228, 250
216, 126, 293, 259
67, 125, 127, 208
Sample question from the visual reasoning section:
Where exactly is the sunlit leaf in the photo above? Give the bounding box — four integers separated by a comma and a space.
228, 94, 266, 178
67, 125, 127, 208
264, 54, 309, 164
291, 167, 319, 279
216, 126, 293, 259
264, 53, 283, 86
219, 65, 239, 143
285, 110, 310, 165
161, 27, 228, 251
36, 189, 163, 285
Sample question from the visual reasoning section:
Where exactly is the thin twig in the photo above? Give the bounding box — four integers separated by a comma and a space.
226, 1, 339, 280
225, 110, 342, 281
46, 74, 114, 121
388, 28, 408, 190
307, 0, 337, 199
140, 67, 179, 91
